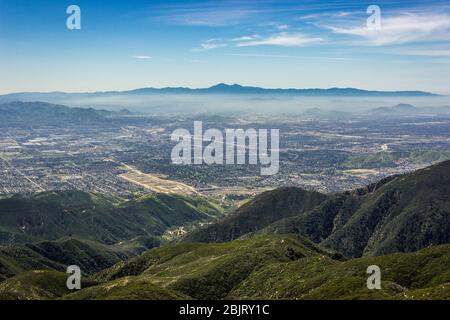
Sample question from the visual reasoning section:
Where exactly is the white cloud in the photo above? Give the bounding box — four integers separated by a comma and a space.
195, 32, 322, 50
328, 13, 450, 45
226, 53, 365, 62
200, 42, 228, 50
231, 35, 259, 42
193, 39, 228, 51
148, 3, 266, 27
236, 32, 323, 47
134, 55, 152, 59
297, 11, 354, 21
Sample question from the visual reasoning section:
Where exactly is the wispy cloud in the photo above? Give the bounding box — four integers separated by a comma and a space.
199, 42, 228, 50
277, 24, 289, 30
193, 39, 228, 51
236, 32, 323, 47
327, 13, 450, 45
296, 11, 355, 21
226, 53, 365, 62
134, 55, 152, 59
231, 35, 259, 42
195, 32, 323, 50
146, 2, 267, 27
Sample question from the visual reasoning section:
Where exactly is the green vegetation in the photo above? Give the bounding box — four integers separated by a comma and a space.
0, 270, 98, 300
229, 243, 450, 300
0, 190, 223, 245
9, 235, 442, 300
189, 161, 450, 258
0, 237, 161, 281
63, 277, 188, 300
184, 187, 328, 243
0, 245, 63, 281
0, 190, 224, 281
96, 234, 329, 300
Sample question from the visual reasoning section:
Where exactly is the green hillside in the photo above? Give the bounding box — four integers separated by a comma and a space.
188, 161, 450, 258
321, 160, 450, 257
0, 190, 223, 281
228, 244, 450, 300
0, 235, 448, 300
0, 270, 97, 300
14, 235, 444, 300
0, 245, 64, 281
183, 187, 328, 243
0, 190, 223, 245
0, 237, 161, 281
79, 234, 329, 300
24, 238, 149, 274
63, 277, 189, 300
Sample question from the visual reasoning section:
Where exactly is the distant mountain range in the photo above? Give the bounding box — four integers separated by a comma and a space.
125, 84, 438, 96
0, 84, 438, 102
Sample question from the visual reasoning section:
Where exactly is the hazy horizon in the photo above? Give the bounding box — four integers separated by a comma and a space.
0, 82, 446, 95
3, 93, 450, 116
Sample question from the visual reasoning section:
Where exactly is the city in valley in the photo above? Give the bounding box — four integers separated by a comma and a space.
1, 100, 450, 206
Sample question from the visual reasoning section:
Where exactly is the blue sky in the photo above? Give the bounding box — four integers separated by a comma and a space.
1, 0, 450, 93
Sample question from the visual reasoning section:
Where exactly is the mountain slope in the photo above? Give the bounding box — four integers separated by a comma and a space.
24, 238, 140, 274
228, 244, 450, 300
63, 277, 189, 300
0, 190, 223, 246
186, 161, 450, 258
183, 187, 328, 243
0, 245, 64, 281
0, 237, 161, 281
90, 234, 330, 300
1, 234, 447, 300
322, 160, 450, 257
0, 270, 98, 300
0, 190, 223, 281
59, 237, 450, 300
265, 161, 450, 257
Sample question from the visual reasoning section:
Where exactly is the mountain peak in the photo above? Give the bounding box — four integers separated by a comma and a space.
209, 83, 242, 89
